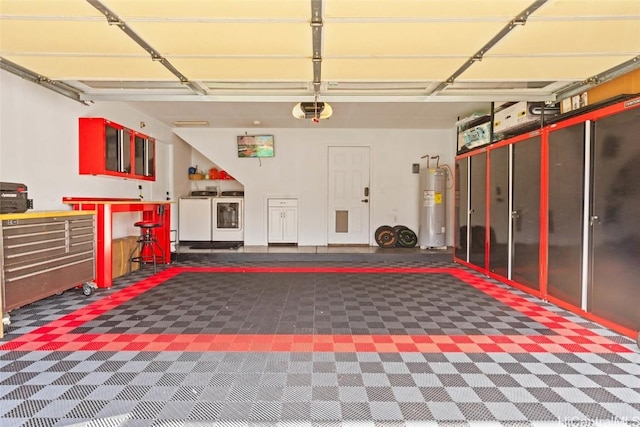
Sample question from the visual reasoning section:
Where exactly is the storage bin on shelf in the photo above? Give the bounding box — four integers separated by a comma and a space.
459, 121, 491, 151
493, 101, 539, 134
456, 112, 491, 153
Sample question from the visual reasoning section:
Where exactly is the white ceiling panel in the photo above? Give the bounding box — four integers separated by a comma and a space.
489, 19, 640, 55
0, 19, 143, 54
325, 0, 532, 19
323, 58, 462, 81
168, 58, 312, 81
103, 0, 309, 19
534, 0, 640, 18
0, 0, 101, 17
324, 22, 507, 56
460, 55, 637, 80
2, 55, 176, 80
127, 22, 310, 56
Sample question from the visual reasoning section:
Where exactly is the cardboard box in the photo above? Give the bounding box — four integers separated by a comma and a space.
588, 67, 640, 105
493, 101, 538, 133
561, 68, 640, 113
571, 95, 581, 110
112, 236, 140, 278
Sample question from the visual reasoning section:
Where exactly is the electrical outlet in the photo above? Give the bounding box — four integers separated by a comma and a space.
412, 163, 420, 173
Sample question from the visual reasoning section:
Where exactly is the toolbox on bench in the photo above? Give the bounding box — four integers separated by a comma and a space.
0, 182, 33, 214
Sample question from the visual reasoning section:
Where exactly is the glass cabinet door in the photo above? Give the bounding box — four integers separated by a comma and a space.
547, 123, 585, 307
454, 158, 469, 261
468, 152, 487, 269
134, 136, 156, 178
147, 139, 155, 177
134, 135, 145, 176
121, 129, 132, 174
489, 145, 510, 277
512, 136, 541, 290
105, 125, 119, 172
589, 108, 640, 331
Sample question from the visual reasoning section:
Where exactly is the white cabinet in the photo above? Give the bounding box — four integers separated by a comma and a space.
268, 199, 298, 243
178, 197, 212, 241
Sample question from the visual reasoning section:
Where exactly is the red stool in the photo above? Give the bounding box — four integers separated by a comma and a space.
129, 221, 165, 274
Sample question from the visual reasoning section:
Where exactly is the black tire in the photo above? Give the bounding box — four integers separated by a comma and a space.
375, 225, 397, 248
397, 228, 418, 248
392, 225, 409, 247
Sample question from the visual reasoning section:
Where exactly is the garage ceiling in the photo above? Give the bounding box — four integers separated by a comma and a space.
1, 0, 639, 129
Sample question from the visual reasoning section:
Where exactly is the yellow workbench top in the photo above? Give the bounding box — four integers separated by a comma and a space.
0, 210, 96, 220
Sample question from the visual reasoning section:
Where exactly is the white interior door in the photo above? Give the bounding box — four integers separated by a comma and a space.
328, 146, 371, 245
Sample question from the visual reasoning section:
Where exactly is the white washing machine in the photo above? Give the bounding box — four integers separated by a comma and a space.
212, 197, 244, 241
178, 196, 213, 241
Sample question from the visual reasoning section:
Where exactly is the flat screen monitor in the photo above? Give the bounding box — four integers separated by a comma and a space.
237, 135, 274, 158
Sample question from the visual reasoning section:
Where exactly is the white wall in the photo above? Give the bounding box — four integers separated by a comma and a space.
0, 69, 458, 245
0, 70, 190, 238
172, 135, 195, 206
175, 128, 457, 246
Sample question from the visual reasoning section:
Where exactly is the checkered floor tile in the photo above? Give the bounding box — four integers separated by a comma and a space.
1, 258, 638, 426
72, 270, 555, 336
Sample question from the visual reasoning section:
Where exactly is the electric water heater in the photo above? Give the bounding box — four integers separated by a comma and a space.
418, 167, 447, 248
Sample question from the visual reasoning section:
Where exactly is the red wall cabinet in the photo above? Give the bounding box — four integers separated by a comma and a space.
79, 118, 156, 181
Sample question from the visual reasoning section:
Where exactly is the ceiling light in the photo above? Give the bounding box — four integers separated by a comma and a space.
292, 101, 333, 122
172, 120, 209, 127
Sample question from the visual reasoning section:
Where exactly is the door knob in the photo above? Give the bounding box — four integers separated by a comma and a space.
361, 199, 369, 203
590, 215, 601, 226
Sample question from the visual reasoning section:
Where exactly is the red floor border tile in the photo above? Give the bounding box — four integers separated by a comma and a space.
0, 266, 630, 353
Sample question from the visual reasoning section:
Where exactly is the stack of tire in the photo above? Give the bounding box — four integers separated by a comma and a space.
374, 225, 418, 248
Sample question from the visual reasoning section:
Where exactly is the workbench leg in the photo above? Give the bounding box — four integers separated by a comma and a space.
95, 204, 113, 288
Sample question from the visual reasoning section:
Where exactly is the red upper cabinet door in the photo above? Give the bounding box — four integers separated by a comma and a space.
132, 133, 155, 181
79, 118, 130, 178
79, 118, 155, 181
146, 138, 156, 179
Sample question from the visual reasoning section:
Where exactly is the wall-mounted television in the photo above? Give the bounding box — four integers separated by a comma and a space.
237, 135, 274, 158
